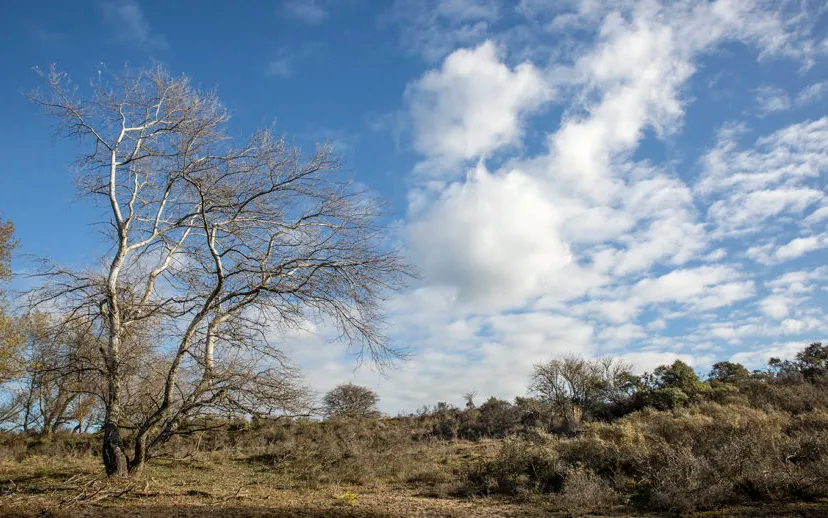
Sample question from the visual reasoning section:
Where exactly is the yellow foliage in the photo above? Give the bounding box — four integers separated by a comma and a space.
333, 489, 358, 505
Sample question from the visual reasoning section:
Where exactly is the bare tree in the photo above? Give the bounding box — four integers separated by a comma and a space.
322, 383, 380, 419
16, 311, 106, 434
529, 356, 632, 432
28, 65, 410, 475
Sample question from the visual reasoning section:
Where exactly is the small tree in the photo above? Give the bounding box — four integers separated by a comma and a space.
529, 356, 631, 431
769, 342, 828, 382
322, 383, 380, 419
650, 360, 710, 398
709, 361, 750, 384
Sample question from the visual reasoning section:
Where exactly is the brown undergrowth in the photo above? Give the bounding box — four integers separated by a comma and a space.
3, 400, 828, 517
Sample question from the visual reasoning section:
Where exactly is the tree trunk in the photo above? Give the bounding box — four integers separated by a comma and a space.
102, 421, 128, 476
103, 375, 128, 476
129, 431, 148, 475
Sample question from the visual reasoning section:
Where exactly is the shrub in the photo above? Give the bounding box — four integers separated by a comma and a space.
555, 466, 618, 513
322, 384, 381, 419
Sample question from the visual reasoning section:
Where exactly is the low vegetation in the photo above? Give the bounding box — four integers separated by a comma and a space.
2, 343, 828, 516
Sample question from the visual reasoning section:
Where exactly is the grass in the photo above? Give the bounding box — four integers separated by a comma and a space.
0, 450, 554, 517
2, 427, 827, 517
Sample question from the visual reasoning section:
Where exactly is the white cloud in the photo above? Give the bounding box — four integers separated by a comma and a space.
100, 0, 167, 50
698, 118, 828, 195
760, 295, 791, 319
747, 233, 828, 264
754, 85, 791, 115
699, 118, 828, 236
730, 341, 811, 370
598, 323, 647, 347
264, 44, 318, 79
707, 187, 823, 236
626, 265, 755, 314
407, 164, 571, 309
632, 266, 743, 304
266, 58, 291, 78
795, 81, 828, 105
405, 41, 551, 169
621, 351, 697, 374
282, 0, 329, 24
384, 0, 501, 62
805, 204, 828, 224
775, 234, 828, 262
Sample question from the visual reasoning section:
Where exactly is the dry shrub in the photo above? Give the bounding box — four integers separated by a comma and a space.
0, 432, 98, 462
554, 403, 828, 513
242, 417, 454, 488
461, 436, 564, 497
555, 466, 618, 513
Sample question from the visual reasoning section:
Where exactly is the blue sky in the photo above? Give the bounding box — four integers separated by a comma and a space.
1, 0, 827, 413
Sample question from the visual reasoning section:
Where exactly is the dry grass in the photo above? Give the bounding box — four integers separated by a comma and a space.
0, 452, 552, 517
2, 433, 827, 517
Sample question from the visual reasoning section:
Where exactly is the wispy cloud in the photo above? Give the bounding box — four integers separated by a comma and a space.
266, 57, 292, 78
754, 85, 791, 116
282, 0, 329, 25
383, 0, 501, 62
795, 80, 828, 105
99, 0, 167, 50
264, 44, 318, 79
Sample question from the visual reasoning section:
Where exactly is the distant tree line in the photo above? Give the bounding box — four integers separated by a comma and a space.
402, 342, 828, 441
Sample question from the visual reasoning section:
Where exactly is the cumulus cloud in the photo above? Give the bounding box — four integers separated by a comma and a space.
747, 233, 828, 265
405, 41, 551, 169
730, 341, 813, 370
621, 351, 698, 374
407, 164, 571, 308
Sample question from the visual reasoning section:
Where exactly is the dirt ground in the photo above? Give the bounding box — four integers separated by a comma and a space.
0, 455, 555, 518
3, 455, 828, 517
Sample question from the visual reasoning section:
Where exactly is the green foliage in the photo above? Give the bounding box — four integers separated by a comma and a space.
710, 361, 751, 384
769, 342, 828, 382
652, 360, 709, 395
640, 386, 690, 410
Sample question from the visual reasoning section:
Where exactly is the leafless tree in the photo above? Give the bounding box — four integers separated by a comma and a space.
28, 65, 410, 475
322, 383, 380, 419
529, 356, 632, 432
15, 311, 107, 434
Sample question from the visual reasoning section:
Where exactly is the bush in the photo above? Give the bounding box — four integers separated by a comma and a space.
555, 467, 618, 513
462, 436, 564, 496
322, 384, 381, 419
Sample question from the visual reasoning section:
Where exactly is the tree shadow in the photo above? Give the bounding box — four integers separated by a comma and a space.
0, 504, 419, 518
